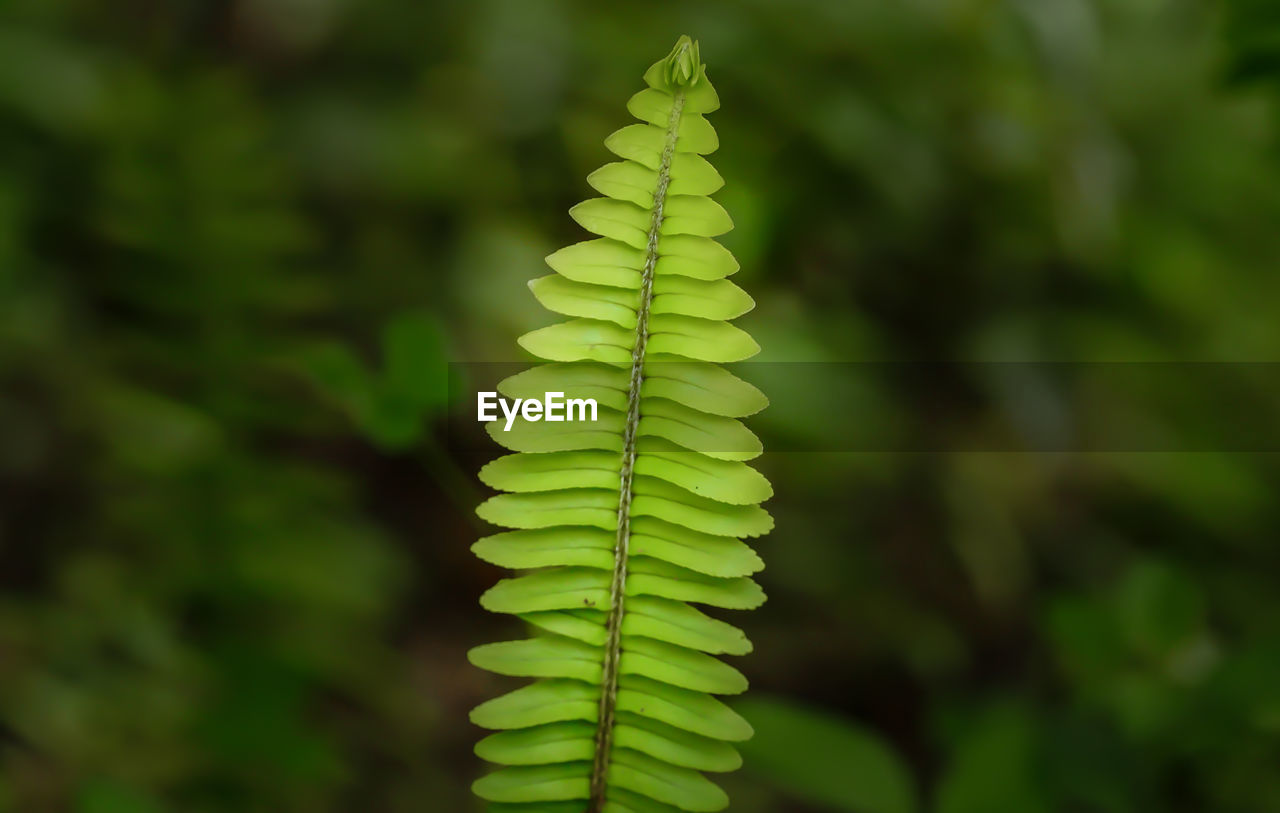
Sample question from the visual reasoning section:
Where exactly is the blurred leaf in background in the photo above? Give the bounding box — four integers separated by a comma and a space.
736, 695, 917, 813
935, 702, 1048, 813
304, 311, 449, 450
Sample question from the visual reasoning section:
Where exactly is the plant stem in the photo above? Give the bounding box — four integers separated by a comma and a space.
588, 89, 686, 811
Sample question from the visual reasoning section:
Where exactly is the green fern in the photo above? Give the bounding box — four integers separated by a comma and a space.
469, 36, 771, 813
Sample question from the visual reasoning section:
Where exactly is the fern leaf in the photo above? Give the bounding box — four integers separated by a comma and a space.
470, 35, 771, 812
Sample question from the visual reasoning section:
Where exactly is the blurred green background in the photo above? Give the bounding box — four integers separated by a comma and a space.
3, 1, 1280, 811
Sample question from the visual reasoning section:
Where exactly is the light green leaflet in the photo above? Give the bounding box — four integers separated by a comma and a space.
470, 36, 772, 813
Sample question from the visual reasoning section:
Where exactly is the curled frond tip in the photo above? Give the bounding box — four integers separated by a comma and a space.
663, 35, 703, 88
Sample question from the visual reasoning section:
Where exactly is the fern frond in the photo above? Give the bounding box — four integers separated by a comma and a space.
470, 36, 771, 813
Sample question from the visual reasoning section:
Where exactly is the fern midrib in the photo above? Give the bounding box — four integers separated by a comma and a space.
589, 88, 686, 812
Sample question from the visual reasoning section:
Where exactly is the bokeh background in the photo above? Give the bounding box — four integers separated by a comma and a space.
3, 1, 1280, 811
